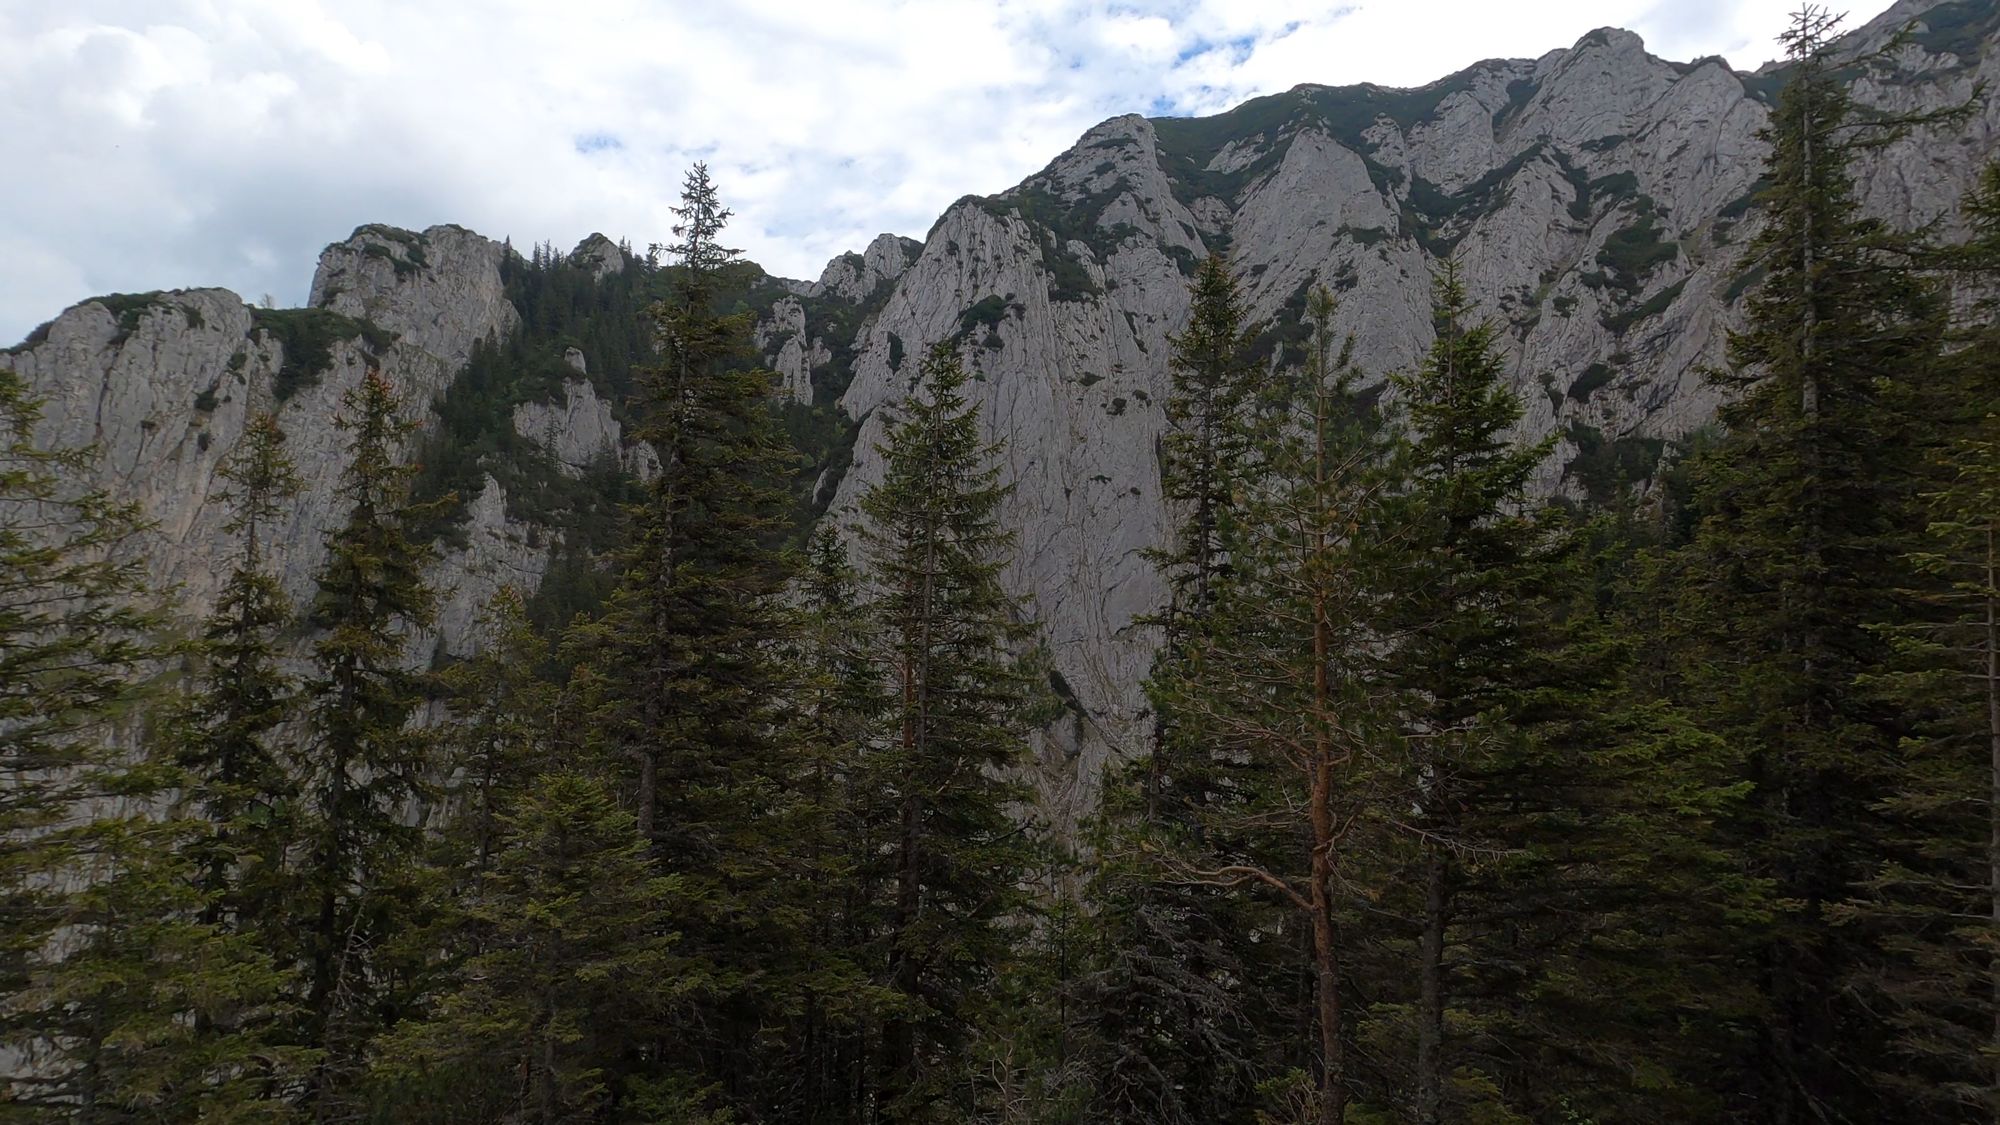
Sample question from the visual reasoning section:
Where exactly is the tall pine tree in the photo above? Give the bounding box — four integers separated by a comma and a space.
0, 370, 299, 1120
858, 342, 1038, 1122
372, 772, 693, 1124
296, 363, 443, 1116
1146, 287, 1401, 1125
574, 162, 801, 1113
1375, 262, 1559, 1125
434, 587, 553, 880
1670, 10, 1955, 1118
1077, 253, 1267, 1125
777, 527, 898, 1123
168, 411, 303, 943
1851, 159, 2000, 1119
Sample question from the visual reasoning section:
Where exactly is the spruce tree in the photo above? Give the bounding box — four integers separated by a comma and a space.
1156, 253, 1261, 639
169, 411, 303, 940
296, 363, 443, 1114
1146, 251, 1266, 815
1376, 262, 1558, 1125
1851, 160, 2000, 1118
0, 366, 157, 1042
1070, 835, 1258, 1125
372, 772, 692, 1124
435, 587, 552, 879
1145, 288, 1402, 1125
0, 369, 300, 1120
4, 815, 304, 1123
969, 867, 1092, 1125
857, 342, 1037, 1122
577, 162, 800, 1110
0, 368, 154, 1098
590, 160, 793, 852
1420, 504, 1755, 1123
1076, 253, 1266, 1125
779, 528, 897, 1122
1670, 11, 1954, 1118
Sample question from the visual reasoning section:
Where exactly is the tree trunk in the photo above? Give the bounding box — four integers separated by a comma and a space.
309, 756, 347, 1075
883, 641, 924, 1116
538, 1002, 560, 1125
1147, 599, 1178, 818
1309, 759, 1345, 1125
1307, 419, 1345, 1125
635, 747, 657, 844
883, 504, 940, 1117
887, 783, 921, 1095
77, 1016, 101, 1125
1986, 525, 1998, 1121
1798, 84, 1819, 427
1416, 843, 1447, 1125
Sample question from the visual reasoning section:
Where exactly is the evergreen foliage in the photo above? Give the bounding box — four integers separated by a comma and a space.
0, 366, 158, 1030
434, 587, 553, 878
1079, 252, 1267, 1125
857, 342, 1039, 1121
1660, 11, 1959, 1118
581, 161, 795, 845
772, 528, 899, 1122
1149, 287, 1401, 1125
251, 308, 396, 402
1847, 159, 2000, 1118
294, 364, 445, 1114
567, 163, 804, 1115
1155, 253, 1261, 626
1373, 262, 1562, 1124
7, 28, 2000, 1121
167, 412, 302, 943
371, 772, 692, 1124
0, 370, 301, 1119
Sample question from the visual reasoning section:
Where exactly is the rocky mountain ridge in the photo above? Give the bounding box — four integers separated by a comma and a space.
7, 0, 1998, 826
807, 0, 2000, 821
4, 225, 551, 664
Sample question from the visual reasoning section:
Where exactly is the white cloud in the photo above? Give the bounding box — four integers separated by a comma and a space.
0, 0, 1874, 343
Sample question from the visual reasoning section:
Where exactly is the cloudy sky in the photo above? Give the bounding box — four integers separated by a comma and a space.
0, 0, 1873, 344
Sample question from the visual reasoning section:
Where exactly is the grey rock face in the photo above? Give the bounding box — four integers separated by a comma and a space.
757, 297, 834, 403
812, 233, 923, 303
8, 0, 1997, 831
310, 224, 519, 368
816, 2, 2000, 825
572, 233, 628, 280
424, 474, 552, 661
8, 226, 536, 661
512, 379, 625, 476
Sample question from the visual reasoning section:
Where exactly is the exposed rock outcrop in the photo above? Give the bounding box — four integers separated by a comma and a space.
9, 0, 1999, 829
816, 1, 2000, 824
573, 233, 628, 280
425, 474, 553, 657
8, 226, 546, 661
310, 224, 519, 371
757, 297, 834, 403
812, 233, 923, 302
512, 379, 624, 476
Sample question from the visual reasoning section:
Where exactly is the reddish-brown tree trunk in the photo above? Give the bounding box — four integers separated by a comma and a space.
1309, 757, 1345, 1125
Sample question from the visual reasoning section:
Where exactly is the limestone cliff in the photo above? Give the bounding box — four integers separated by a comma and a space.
7, 0, 1999, 828
789, 1, 2000, 825
2, 224, 624, 665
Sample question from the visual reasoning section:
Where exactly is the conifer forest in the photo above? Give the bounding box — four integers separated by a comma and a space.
11, 9, 2000, 1124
